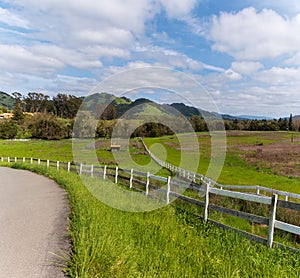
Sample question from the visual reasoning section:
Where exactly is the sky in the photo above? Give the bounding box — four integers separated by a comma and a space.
0, 0, 300, 117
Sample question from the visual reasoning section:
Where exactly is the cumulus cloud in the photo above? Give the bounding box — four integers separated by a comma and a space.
208, 7, 300, 60
159, 0, 198, 18
0, 44, 63, 76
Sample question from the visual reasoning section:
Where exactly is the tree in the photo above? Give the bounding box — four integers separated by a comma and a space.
0, 120, 19, 139
53, 94, 82, 118
288, 113, 293, 131
27, 114, 68, 139
12, 92, 24, 121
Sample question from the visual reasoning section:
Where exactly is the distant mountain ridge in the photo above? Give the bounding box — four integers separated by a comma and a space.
1, 91, 297, 120
237, 115, 273, 120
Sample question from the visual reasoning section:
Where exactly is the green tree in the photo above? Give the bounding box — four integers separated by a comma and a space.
27, 114, 68, 139
0, 120, 19, 139
12, 92, 24, 121
288, 113, 293, 131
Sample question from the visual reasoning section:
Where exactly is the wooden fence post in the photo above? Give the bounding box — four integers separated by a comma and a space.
38, 158, 40, 165
57, 161, 60, 171
1, 157, 3, 162
204, 182, 210, 222
103, 165, 107, 180
267, 194, 278, 248
14, 157, 17, 163
30, 158, 33, 164
166, 176, 171, 204
79, 164, 83, 175
115, 166, 118, 184
67, 162, 71, 172
146, 172, 150, 196
8, 157, 10, 163
47, 160, 49, 168
23, 157, 25, 163
130, 169, 133, 189
91, 165, 94, 178
256, 186, 260, 195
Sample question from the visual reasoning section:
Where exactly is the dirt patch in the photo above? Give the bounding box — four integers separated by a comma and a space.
238, 140, 300, 177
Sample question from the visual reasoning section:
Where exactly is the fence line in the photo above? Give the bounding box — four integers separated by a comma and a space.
139, 138, 300, 201
1, 156, 299, 251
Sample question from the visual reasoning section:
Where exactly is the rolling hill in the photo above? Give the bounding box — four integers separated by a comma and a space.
0, 92, 14, 110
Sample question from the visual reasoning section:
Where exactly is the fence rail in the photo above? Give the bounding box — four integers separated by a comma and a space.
139, 138, 300, 201
1, 156, 299, 252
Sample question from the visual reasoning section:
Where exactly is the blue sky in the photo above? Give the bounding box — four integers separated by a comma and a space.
0, 0, 300, 117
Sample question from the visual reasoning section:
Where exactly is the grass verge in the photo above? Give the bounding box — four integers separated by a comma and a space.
5, 163, 300, 277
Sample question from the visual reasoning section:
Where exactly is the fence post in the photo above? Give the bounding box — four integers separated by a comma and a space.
166, 176, 171, 204
38, 158, 40, 165
103, 165, 107, 180
14, 157, 17, 163
285, 195, 288, 202
1, 157, 3, 162
79, 164, 83, 175
256, 186, 260, 195
115, 166, 118, 184
30, 158, 33, 164
23, 157, 25, 163
57, 161, 60, 171
146, 172, 150, 196
47, 160, 50, 168
8, 157, 10, 163
91, 165, 94, 178
130, 169, 133, 189
267, 194, 278, 248
204, 182, 210, 222
67, 162, 71, 172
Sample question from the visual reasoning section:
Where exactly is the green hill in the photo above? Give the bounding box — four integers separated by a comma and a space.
0, 92, 14, 110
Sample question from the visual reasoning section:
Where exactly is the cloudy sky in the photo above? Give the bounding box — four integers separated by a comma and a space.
0, 0, 300, 117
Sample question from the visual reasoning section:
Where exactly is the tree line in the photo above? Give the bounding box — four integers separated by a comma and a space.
0, 92, 298, 140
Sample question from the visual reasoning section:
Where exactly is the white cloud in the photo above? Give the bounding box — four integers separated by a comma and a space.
0, 7, 29, 28
76, 28, 134, 47
0, 44, 63, 76
223, 69, 242, 81
32, 44, 103, 69
284, 52, 300, 65
159, 0, 198, 18
11, 0, 156, 35
231, 61, 264, 75
254, 66, 300, 86
208, 7, 300, 60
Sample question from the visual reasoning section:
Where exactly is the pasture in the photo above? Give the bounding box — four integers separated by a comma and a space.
0, 131, 300, 277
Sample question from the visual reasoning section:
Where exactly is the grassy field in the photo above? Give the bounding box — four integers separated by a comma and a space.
144, 131, 300, 194
1, 131, 300, 276
4, 163, 300, 277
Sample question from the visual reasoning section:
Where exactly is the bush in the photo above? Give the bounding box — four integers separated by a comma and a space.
27, 114, 68, 140
0, 120, 19, 139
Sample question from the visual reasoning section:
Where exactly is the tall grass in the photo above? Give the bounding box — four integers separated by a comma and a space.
8, 163, 300, 277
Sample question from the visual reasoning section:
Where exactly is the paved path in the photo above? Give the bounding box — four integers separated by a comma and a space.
0, 167, 69, 278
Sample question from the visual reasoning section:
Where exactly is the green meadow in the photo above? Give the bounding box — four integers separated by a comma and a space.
1, 131, 300, 277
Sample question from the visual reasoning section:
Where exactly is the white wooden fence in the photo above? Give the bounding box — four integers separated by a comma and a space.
1, 156, 300, 251
140, 138, 300, 202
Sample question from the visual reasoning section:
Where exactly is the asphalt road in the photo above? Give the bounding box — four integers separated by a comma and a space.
0, 167, 69, 278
